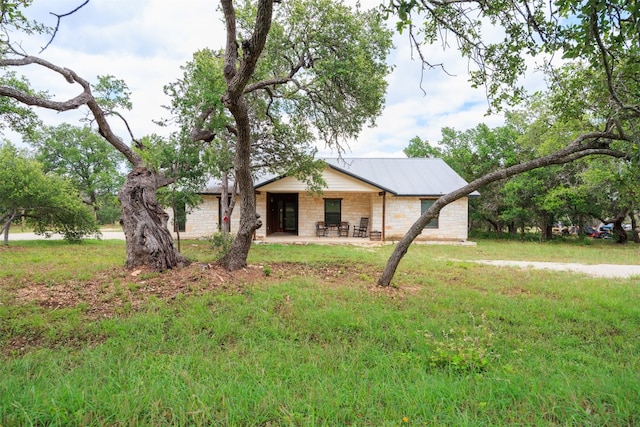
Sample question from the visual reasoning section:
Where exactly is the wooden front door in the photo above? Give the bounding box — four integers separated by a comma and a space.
267, 193, 298, 234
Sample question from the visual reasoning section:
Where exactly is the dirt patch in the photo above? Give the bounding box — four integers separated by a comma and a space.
1, 262, 424, 355
9, 262, 384, 319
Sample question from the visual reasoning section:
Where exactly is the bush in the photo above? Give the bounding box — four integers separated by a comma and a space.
208, 232, 234, 260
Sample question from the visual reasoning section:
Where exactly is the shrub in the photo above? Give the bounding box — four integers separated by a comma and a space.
208, 232, 234, 260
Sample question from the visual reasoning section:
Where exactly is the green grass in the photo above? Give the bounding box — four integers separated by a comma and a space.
1, 238, 639, 425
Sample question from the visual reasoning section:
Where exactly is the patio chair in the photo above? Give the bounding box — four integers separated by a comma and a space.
316, 221, 328, 237
338, 221, 350, 237
352, 217, 369, 238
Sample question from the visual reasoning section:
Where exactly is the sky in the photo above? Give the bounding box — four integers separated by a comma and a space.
10, 0, 544, 158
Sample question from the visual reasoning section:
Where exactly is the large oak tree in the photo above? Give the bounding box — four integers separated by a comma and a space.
218, 0, 392, 269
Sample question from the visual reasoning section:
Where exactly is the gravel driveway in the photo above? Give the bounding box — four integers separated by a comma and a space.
474, 260, 640, 279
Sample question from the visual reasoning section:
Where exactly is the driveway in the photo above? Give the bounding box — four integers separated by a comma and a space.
6, 231, 126, 241
473, 260, 640, 279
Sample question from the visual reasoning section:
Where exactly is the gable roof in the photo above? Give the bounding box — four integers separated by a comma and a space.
320, 158, 474, 196
204, 157, 477, 197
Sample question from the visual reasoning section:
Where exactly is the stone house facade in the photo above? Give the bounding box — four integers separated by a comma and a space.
169, 158, 475, 242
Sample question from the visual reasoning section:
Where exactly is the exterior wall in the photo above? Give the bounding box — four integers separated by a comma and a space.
255, 193, 267, 239
258, 168, 380, 193
166, 195, 219, 238
384, 195, 468, 241
294, 191, 373, 237
169, 193, 469, 241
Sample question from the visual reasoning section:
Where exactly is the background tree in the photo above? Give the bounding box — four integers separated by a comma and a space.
378, 0, 638, 286
405, 121, 528, 234
28, 124, 126, 224
219, 0, 392, 270
0, 142, 98, 245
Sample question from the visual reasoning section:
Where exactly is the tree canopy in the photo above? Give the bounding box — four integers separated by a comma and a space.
377, 0, 638, 286
0, 142, 99, 244
28, 124, 126, 223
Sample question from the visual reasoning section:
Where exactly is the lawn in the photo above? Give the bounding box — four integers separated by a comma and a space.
1, 238, 639, 426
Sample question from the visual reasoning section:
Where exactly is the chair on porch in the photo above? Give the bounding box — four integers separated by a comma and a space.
338, 221, 350, 237
352, 217, 369, 237
316, 221, 328, 237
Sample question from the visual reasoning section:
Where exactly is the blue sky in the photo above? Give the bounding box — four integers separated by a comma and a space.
11, 0, 540, 158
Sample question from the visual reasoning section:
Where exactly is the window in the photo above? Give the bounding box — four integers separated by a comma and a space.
324, 199, 341, 226
420, 199, 438, 228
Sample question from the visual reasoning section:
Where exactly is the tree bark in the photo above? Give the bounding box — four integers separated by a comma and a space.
487, 218, 500, 233
377, 132, 627, 287
219, 0, 274, 270
609, 208, 628, 244
118, 167, 188, 271
1, 210, 17, 246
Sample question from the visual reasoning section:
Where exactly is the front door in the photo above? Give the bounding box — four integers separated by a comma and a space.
267, 193, 298, 235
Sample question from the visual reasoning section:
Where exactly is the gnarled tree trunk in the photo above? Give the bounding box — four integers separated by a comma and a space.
609, 208, 629, 244
119, 167, 188, 271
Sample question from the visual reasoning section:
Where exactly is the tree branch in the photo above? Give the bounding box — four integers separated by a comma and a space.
40, 0, 91, 53
378, 130, 629, 286
0, 55, 142, 166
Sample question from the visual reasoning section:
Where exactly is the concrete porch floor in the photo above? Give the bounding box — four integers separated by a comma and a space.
257, 233, 384, 246
255, 233, 476, 246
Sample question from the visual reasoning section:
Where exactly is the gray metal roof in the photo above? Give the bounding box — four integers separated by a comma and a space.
204, 158, 477, 196
322, 158, 474, 196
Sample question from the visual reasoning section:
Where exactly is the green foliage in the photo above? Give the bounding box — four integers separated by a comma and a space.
208, 231, 234, 260
29, 124, 126, 222
403, 136, 442, 158
0, 72, 42, 138
0, 0, 49, 44
258, 0, 393, 147
0, 142, 99, 242
262, 265, 272, 276
92, 75, 132, 112
425, 314, 496, 373
162, 48, 227, 137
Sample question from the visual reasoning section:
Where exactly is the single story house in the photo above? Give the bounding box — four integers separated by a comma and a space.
169, 158, 477, 242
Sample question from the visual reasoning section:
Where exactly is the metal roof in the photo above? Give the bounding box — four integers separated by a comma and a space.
204, 158, 477, 196
322, 158, 475, 196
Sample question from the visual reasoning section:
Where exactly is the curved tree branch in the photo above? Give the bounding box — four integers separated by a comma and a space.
378, 130, 629, 286
0, 55, 143, 166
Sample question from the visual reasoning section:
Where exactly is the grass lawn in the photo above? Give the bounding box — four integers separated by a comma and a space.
1, 238, 639, 426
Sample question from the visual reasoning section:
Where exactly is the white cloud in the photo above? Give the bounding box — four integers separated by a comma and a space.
8, 0, 545, 159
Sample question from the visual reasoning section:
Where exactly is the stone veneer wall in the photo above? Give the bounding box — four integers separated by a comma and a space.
383, 195, 468, 241
169, 192, 469, 241
298, 191, 372, 237
166, 195, 220, 239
